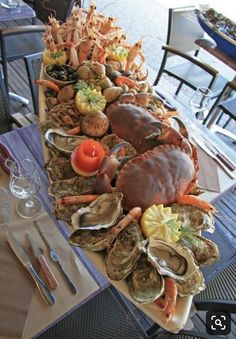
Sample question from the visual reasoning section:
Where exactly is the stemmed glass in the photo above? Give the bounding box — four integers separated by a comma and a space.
0, 187, 10, 228
6, 158, 42, 218
189, 86, 212, 121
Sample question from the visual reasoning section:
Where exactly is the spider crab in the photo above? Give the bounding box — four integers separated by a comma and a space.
94, 94, 215, 213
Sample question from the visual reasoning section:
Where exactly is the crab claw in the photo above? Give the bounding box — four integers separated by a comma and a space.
144, 121, 192, 156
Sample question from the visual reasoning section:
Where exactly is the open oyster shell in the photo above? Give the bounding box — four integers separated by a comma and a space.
178, 235, 219, 267
171, 204, 215, 233
45, 128, 88, 155
127, 254, 164, 303
71, 193, 123, 230
142, 239, 199, 281
176, 269, 205, 297
106, 221, 143, 280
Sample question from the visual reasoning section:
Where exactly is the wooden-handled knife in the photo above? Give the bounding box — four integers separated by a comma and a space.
25, 232, 59, 290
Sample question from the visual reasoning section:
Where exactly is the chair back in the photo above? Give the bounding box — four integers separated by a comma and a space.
167, 6, 204, 55
34, 0, 76, 24
0, 69, 12, 134
24, 52, 42, 115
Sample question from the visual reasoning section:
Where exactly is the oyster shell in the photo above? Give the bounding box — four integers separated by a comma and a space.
106, 221, 143, 280
45, 128, 88, 155
171, 204, 215, 233
48, 176, 95, 197
127, 254, 164, 303
176, 269, 205, 297
46, 157, 76, 181
143, 239, 199, 281
178, 235, 219, 266
69, 227, 117, 251
71, 193, 123, 230
54, 203, 86, 223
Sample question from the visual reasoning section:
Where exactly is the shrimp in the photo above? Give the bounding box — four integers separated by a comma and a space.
154, 277, 177, 323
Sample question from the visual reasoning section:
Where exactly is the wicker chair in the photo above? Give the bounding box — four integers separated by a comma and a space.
0, 69, 12, 134
153, 7, 228, 99
0, 25, 45, 104
24, 52, 42, 115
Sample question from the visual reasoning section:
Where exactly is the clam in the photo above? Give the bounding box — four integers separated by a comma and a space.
127, 254, 164, 303
176, 269, 205, 297
106, 221, 143, 280
71, 192, 123, 230
81, 111, 109, 137
171, 203, 215, 233
142, 239, 199, 281
45, 128, 88, 155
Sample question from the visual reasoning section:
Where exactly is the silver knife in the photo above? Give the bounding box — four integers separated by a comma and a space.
5, 226, 56, 305
200, 135, 236, 171
25, 232, 59, 290
192, 136, 236, 179
34, 221, 77, 295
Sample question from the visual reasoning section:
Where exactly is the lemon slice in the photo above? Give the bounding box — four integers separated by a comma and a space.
75, 88, 106, 115
106, 45, 129, 63
141, 204, 181, 242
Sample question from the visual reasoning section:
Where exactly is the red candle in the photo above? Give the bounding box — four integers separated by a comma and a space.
71, 139, 106, 176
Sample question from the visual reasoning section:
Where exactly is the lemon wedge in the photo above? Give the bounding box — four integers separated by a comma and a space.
141, 204, 181, 242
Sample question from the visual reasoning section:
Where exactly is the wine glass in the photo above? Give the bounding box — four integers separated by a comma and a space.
189, 86, 212, 121
7, 158, 42, 218
0, 187, 10, 227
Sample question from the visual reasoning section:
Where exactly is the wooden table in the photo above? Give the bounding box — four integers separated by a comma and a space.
0, 0, 35, 22
0, 124, 109, 339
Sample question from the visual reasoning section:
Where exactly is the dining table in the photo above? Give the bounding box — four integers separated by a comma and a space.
1, 82, 236, 335
0, 123, 109, 339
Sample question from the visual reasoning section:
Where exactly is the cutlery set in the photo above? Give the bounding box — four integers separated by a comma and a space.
192, 135, 236, 179
5, 220, 77, 306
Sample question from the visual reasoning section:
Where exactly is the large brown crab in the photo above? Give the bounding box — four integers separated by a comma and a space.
94, 94, 214, 212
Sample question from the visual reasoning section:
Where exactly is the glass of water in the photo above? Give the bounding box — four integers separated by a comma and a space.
189, 86, 212, 122
7, 159, 42, 218
0, 187, 10, 226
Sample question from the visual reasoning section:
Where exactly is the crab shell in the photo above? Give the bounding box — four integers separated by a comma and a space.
115, 144, 196, 211
106, 101, 191, 155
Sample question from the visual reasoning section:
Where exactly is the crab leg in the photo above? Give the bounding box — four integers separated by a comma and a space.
111, 207, 142, 235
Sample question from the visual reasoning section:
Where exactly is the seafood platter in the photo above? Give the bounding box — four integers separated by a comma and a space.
37, 3, 219, 332
196, 8, 236, 58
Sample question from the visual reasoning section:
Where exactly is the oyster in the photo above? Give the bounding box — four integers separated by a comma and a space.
54, 203, 85, 223
106, 221, 143, 280
143, 239, 199, 281
69, 228, 116, 251
46, 157, 76, 181
48, 176, 95, 197
71, 193, 123, 230
176, 269, 205, 297
178, 235, 219, 266
171, 204, 215, 233
127, 254, 164, 303
45, 128, 88, 155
